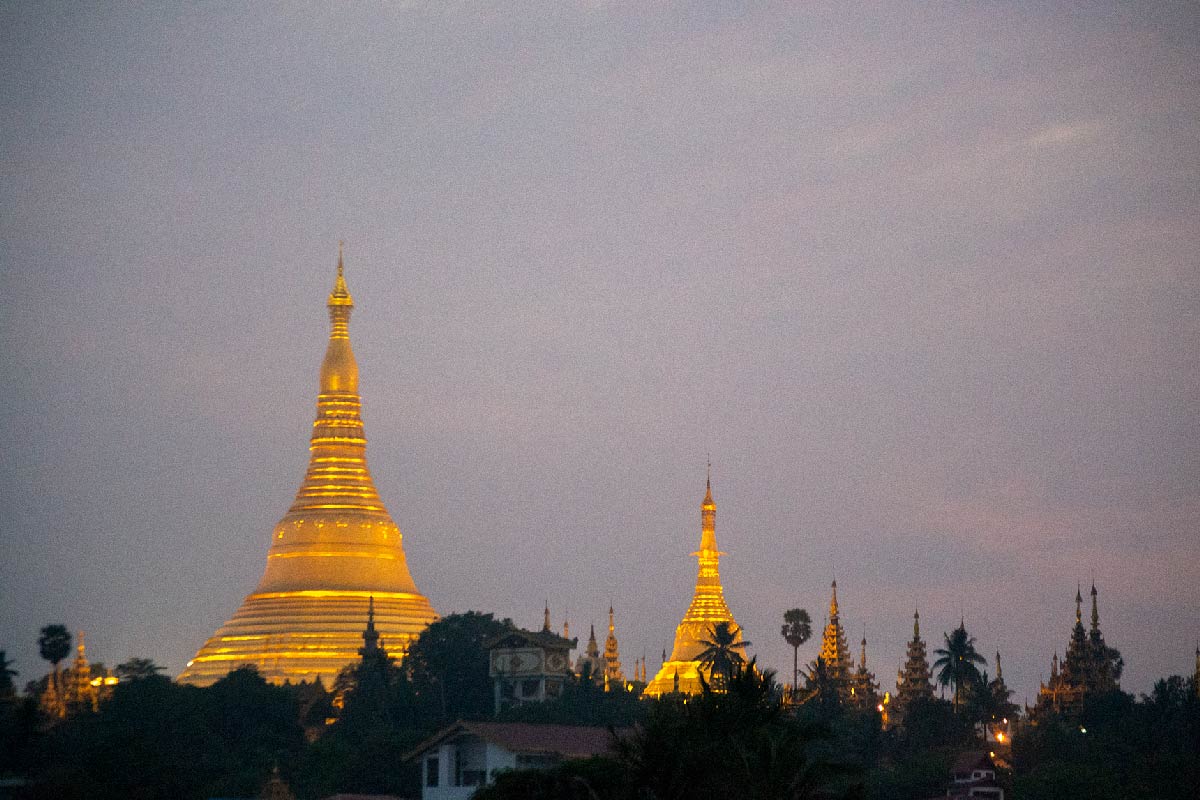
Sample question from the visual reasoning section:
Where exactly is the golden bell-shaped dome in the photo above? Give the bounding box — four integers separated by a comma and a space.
180, 249, 438, 686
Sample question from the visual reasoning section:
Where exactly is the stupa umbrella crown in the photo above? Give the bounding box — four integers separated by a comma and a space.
180, 250, 437, 686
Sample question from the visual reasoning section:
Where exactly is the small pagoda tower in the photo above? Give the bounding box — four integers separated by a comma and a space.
895, 609, 934, 714
577, 624, 604, 683
848, 634, 880, 710
812, 581, 853, 700
180, 249, 438, 686
603, 605, 625, 688
64, 632, 98, 714
644, 472, 746, 696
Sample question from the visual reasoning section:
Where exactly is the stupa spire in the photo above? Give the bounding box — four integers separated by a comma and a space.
360, 596, 381, 655
544, 602, 551, 632
1075, 584, 1083, 624
180, 248, 437, 687
644, 470, 743, 696
604, 604, 624, 686
1090, 581, 1100, 630
817, 580, 852, 686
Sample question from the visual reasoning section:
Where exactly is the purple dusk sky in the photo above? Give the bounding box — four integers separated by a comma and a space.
1, 2, 1197, 705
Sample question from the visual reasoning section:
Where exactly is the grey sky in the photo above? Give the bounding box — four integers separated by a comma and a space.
2, 2, 1197, 704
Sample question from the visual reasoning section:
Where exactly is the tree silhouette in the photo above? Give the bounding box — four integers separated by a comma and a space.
932, 621, 986, 712
114, 658, 165, 682
697, 621, 750, 690
781, 608, 812, 698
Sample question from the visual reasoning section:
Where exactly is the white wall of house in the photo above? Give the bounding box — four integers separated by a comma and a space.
418, 736, 527, 800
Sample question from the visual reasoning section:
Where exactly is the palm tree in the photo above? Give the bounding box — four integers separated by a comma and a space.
114, 657, 165, 682
697, 621, 750, 689
932, 621, 986, 711
781, 608, 812, 698
38, 625, 72, 706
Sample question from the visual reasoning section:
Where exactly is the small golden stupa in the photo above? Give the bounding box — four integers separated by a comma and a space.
644, 473, 745, 696
179, 248, 437, 686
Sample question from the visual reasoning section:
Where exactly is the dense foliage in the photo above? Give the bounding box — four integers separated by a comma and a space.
2, 615, 1197, 799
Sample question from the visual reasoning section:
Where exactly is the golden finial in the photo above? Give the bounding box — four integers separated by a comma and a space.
702, 460, 714, 509
829, 580, 839, 618
914, 609, 920, 639
329, 243, 352, 307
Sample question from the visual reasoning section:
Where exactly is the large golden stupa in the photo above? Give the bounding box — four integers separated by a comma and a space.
644, 475, 745, 696
179, 250, 437, 686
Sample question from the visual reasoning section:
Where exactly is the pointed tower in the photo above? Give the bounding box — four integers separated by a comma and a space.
180, 250, 438, 686
604, 605, 625, 687
644, 472, 745, 696
359, 596, 382, 657
895, 610, 934, 712
849, 633, 880, 710
1087, 582, 1116, 692
577, 624, 604, 683
1034, 583, 1120, 719
814, 581, 853, 691
65, 632, 98, 713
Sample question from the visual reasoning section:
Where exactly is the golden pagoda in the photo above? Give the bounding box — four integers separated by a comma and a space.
814, 581, 853, 687
603, 605, 625, 688
644, 474, 745, 696
179, 249, 438, 687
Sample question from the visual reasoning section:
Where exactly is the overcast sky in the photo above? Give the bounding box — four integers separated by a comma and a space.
2, 2, 1197, 705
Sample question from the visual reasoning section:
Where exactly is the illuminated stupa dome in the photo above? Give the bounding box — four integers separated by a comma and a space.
179, 248, 438, 686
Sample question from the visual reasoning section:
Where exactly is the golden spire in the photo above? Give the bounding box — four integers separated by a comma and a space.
914, 609, 920, 639
562, 616, 570, 639
179, 249, 437, 687
860, 633, 868, 668
544, 602, 551, 632
1075, 584, 1083, 624
604, 604, 624, 686
1090, 581, 1100, 630
644, 471, 743, 696
817, 581, 852, 681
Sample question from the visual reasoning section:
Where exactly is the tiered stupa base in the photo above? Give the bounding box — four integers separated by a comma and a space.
180, 590, 436, 687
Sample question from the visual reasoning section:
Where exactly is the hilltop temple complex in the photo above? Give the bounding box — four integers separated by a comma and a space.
644, 475, 746, 696
179, 251, 438, 686
806, 581, 879, 709
1032, 583, 1120, 719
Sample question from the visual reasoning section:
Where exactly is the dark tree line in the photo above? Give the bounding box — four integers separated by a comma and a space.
3, 614, 1197, 800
